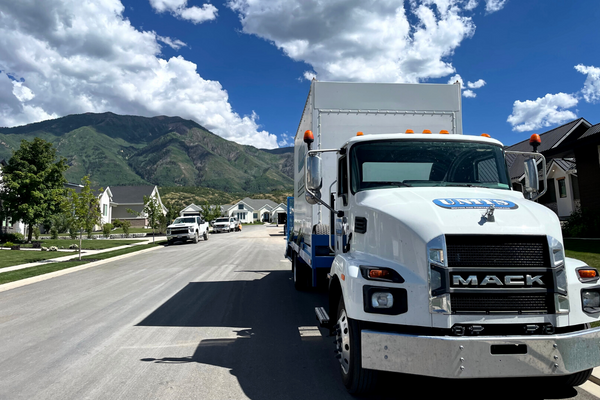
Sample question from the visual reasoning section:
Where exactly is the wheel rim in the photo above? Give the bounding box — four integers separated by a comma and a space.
337, 308, 351, 375
293, 256, 297, 283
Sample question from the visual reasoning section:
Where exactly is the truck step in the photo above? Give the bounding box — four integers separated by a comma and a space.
315, 307, 330, 329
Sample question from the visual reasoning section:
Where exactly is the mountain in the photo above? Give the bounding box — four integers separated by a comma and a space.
0, 112, 294, 193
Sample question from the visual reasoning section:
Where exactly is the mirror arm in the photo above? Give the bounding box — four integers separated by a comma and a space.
305, 149, 341, 215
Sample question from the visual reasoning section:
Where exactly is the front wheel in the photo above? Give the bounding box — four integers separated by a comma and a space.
203, 230, 209, 240
292, 252, 309, 290
336, 297, 376, 394
193, 232, 199, 243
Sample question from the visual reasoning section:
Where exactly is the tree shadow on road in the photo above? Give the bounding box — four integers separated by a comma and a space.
136, 270, 583, 400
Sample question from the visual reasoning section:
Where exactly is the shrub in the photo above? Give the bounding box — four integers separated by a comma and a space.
50, 226, 59, 240
69, 228, 78, 240
12, 232, 24, 243
33, 226, 40, 240
112, 219, 122, 228
4, 241, 14, 248
563, 207, 600, 238
121, 220, 131, 237
103, 223, 113, 238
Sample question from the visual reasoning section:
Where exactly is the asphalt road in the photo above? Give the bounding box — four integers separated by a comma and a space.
0, 225, 597, 400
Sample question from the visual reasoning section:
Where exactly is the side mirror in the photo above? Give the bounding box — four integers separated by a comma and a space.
523, 158, 539, 194
306, 154, 323, 192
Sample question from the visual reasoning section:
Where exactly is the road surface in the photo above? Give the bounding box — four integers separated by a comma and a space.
0, 225, 597, 399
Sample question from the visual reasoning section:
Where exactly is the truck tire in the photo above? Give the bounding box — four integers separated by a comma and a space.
547, 368, 593, 388
313, 224, 330, 235
193, 231, 199, 244
336, 297, 376, 394
292, 252, 309, 290
203, 230, 209, 240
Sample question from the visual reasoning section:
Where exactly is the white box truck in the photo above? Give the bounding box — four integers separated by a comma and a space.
285, 80, 600, 394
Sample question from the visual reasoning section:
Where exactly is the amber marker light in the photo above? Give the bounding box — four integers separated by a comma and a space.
405, 129, 414, 134
440, 130, 449, 134
529, 133, 541, 152
357, 131, 364, 136
369, 269, 390, 279
303, 130, 314, 143
481, 133, 491, 138
423, 129, 432, 134
578, 269, 598, 280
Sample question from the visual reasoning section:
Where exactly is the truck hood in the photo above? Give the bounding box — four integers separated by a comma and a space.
355, 187, 562, 242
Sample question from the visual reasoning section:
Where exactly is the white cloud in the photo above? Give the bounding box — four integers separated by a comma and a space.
467, 79, 485, 89
228, 0, 478, 83
0, 0, 278, 148
157, 35, 188, 50
507, 93, 578, 132
149, 0, 218, 24
484, 0, 507, 13
575, 64, 600, 103
447, 74, 484, 97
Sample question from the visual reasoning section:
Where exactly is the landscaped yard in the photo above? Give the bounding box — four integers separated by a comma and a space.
564, 239, 600, 270
18, 239, 146, 250
0, 250, 76, 269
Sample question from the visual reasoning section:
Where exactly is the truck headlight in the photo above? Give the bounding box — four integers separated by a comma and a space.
167, 229, 171, 235
582, 290, 600, 314
371, 292, 393, 308
189, 227, 194, 233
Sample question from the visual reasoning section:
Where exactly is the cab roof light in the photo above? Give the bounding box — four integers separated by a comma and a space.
422, 129, 432, 134
481, 133, 491, 138
405, 129, 414, 134
530, 133, 541, 152
357, 131, 364, 136
440, 130, 449, 134
303, 130, 314, 144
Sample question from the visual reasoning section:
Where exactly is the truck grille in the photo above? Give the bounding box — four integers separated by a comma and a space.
445, 235, 554, 314
451, 293, 552, 314
170, 228, 189, 235
446, 235, 549, 268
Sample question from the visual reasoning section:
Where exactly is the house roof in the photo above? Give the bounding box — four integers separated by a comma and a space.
240, 197, 278, 210
181, 204, 202, 212
110, 185, 156, 204
580, 122, 600, 140
506, 118, 591, 180
548, 158, 576, 174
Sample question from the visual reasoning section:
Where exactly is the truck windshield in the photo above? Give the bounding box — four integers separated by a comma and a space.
173, 218, 196, 224
350, 140, 511, 193
215, 218, 229, 223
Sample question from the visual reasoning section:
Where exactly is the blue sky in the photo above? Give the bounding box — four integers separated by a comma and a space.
1, 0, 600, 149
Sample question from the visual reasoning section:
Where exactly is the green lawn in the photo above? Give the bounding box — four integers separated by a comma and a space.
564, 239, 600, 270
0, 241, 165, 285
0, 249, 76, 269
18, 239, 146, 250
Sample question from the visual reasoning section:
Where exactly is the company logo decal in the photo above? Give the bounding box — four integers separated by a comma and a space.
433, 198, 518, 210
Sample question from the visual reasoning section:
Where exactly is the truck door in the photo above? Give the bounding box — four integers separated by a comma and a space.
335, 154, 349, 253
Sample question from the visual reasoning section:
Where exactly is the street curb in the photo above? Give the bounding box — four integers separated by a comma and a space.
0, 245, 162, 293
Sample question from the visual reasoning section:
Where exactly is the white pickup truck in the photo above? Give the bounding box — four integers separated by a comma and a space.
166, 216, 209, 244
213, 217, 237, 233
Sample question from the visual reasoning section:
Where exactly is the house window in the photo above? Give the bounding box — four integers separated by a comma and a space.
238, 204, 244, 210
557, 178, 567, 198
103, 204, 108, 216
253, 213, 258, 219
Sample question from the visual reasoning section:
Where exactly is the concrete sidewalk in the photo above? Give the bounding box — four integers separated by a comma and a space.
0, 236, 166, 274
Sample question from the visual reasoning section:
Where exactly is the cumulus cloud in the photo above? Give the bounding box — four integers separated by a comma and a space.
507, 93, 578, 132
149, 0, 218, 24
575, 64, 600, 103
0, 0, 278, 148
467, 79, 486, 89
228, 0, 481, 83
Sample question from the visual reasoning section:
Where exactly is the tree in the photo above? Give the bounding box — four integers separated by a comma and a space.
69, 176, 102, 260
0, 138, 68, 242
128, 195, 163, 243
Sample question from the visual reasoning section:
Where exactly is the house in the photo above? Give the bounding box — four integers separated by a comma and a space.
507, 118, 600, 218
0, 159, 28, 236
217, 197, 282, 223
109, 185, 167, 227
69, 184, 113, 230
270, 203, 288, 224
179, 204, 203, 218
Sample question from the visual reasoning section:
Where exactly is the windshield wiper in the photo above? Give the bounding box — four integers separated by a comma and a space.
376, 181, 412, 188
441, 183, 487, 188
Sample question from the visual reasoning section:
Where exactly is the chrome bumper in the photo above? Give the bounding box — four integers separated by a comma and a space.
361, 327, 600, 378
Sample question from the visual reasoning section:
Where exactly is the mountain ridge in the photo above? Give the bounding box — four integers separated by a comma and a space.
0, 113, 294, 193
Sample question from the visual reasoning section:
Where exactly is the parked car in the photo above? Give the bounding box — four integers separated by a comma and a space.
166, 216, 209, 244
213, 217, 236, 233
